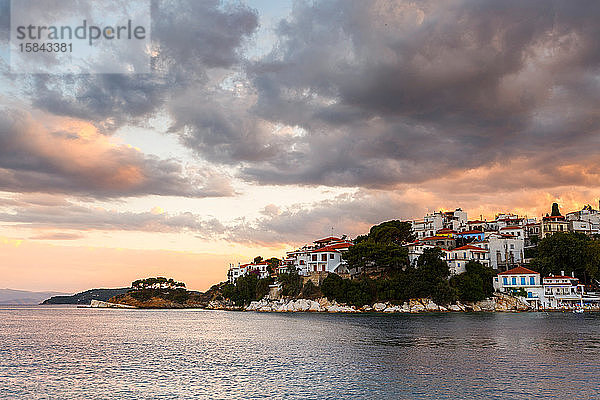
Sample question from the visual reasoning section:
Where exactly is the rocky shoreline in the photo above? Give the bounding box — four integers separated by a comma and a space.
205, 293, 531, 313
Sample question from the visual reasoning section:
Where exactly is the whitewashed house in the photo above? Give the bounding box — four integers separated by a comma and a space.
480, 232, 524, 271
307, 241, 354, 274
541, 273, 585, 309
227, 261, 270, 283
444, 245, 490, 275
406, 241, 436, 266
283, 236, 354, 276
411, 209, 467, 239
493, 266, 543, 308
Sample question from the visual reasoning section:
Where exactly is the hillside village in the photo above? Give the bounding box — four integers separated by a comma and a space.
226, 201, 600, 311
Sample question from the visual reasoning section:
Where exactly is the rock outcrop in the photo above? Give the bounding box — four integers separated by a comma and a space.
242, 294, 532, 314
90, 300, 135, 308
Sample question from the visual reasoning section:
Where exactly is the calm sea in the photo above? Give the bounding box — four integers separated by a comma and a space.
1, 306, 600, 399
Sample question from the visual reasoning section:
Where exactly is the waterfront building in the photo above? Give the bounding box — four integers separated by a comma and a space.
493, 266, 543, 307
227, 261, 270, 283
444, 245, 489, 275
283, 236, 354, 276
540, 273, 585, 309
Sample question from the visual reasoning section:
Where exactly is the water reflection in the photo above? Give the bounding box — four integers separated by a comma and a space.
1, 308, 600, 399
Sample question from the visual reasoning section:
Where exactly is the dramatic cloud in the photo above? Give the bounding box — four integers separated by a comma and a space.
0, 195, 226, 237
203, 0, 600, 191
0, 109, 234, 198
24, 0, 258, 129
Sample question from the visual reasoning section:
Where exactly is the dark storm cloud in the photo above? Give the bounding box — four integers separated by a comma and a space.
226, 0, 600, 188
8, 0, 600, 194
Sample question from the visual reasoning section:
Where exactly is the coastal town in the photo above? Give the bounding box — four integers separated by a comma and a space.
227, 201, 600, 311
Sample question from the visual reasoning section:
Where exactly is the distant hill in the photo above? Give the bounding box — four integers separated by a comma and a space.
42, 288, 130, 305
0, 289, 68, 305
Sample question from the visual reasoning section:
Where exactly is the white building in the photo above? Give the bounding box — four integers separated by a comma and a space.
566, 203, 600, 236
406, 241, 436, 266
493, 267, 600, 310
411, 209, 467, 239
307, 241, 354, 274
499, 226, 524, 239
494, 266, 543, 307
541, 274, 585, 309
478, 232, 524, 271
283, 236, 354, 276
444, 245, 489, 275
227, 261, 270, 283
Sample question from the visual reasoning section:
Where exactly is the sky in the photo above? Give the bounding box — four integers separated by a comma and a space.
1, 0, 599, 292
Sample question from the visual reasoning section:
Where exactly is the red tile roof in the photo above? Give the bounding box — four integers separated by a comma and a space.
451, 245, 487, 252
458, 230, 483, 235
314, 236, 341, 243
421, 236, 453, 241
498, 266, 539, 275
312, 242, 354, 253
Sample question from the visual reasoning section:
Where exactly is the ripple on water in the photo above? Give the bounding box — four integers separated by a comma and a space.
1, 308, 600, 399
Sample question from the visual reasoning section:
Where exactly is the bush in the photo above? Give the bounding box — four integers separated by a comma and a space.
278, 272, 302, 297
450, 261, 495, 302
301, 280, 321, 299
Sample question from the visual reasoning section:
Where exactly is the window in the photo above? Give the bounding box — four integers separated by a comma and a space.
330, 253, 335, 259
512, 277, 517, 285
521, 277, 526, 285
510, 244, 514, 249
529, 277, 535, 285
300, 260, 305, 265
312, 255, 317, 261
321, 254, 327, 261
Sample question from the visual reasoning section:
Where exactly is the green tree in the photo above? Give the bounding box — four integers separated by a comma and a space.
301, 280, 321, 299
531, 232, 600, 286
278, 271, 303, 297
344, 241, 408, 272
253, 256, 263, 264
368, 220, 415, 245
321, 273, 345, 300
266, 257, 280, 274
450, 261, 495, 302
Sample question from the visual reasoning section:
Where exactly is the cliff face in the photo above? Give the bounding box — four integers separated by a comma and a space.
108, 294, 186, 308
107, 285, 225, 309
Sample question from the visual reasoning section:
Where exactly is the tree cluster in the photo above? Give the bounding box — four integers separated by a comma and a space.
323, 248, 495, 306
222, 274, 273, 306
531, 232, 600, 286
344, 220, 414, 272
129, 277, 188, 303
